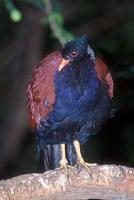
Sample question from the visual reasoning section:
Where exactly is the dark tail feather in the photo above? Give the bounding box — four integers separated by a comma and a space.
110, 108, 117, 118
36, 142, 61, 172
66, 144, 77, 166
36, 137, 77, 172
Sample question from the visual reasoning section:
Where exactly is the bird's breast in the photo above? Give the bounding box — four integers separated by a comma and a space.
53, 66, 100, 120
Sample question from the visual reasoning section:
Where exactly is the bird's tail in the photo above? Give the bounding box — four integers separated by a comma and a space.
36, 136, 77, 172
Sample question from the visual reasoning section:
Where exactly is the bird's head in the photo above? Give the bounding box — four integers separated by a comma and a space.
59, 36, 95, 71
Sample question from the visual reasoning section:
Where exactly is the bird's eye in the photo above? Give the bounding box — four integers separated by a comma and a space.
70, 51, 78, 57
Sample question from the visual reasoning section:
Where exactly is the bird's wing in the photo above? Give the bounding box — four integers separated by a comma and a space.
95, 57, 114, 98
27, 51, 62, 130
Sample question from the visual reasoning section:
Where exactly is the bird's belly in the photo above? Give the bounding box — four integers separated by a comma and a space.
37, 83, 111, 145
38, 100, 88, 145
53, 85, 95, 118
38, 103, 110, 145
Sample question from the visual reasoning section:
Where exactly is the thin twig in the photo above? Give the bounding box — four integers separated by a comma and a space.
44, 0, 74, 46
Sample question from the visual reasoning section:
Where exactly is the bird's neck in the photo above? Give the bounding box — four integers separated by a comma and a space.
55, 56, 99, 97
52, 57, 100, 121
57, 56, 96, 83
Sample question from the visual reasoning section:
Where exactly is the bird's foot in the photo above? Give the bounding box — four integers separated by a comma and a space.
55, 159, 74, 171
76, 157, 97, 173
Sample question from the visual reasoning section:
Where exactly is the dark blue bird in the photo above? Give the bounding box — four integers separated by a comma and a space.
27, 36, 114, 171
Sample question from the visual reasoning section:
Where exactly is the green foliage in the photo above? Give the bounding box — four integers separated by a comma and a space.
10, 8, 22, 22
50, 11, 64, 27
3, 0, 74, 45
46, 10, 74, 44
43, 0, 74, 45
4, 0, 22, 22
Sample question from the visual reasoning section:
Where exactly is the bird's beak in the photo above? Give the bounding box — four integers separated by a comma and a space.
59, 59, 69, 71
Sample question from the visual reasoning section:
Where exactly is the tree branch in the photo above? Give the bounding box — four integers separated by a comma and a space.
44, 0, 74, 46
0, 164, 134, 200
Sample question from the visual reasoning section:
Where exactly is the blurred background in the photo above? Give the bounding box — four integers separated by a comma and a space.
0, 0, 134, 180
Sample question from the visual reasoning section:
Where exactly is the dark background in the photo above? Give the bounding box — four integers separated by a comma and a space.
0, 0, 134, 180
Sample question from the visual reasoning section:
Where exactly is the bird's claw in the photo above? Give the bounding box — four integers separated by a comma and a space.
55, 159, 74, 171
76, 160, 97, 173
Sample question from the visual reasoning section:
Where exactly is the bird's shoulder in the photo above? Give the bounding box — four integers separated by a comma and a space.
95, 57, 114, 98
27, 51, 62, 130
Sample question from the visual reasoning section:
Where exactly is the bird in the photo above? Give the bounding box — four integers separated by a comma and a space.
27, 36, 114, 172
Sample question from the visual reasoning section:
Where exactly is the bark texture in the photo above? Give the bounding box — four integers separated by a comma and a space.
0, 164, 134, 200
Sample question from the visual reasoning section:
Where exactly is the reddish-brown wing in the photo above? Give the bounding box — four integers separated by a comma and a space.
27, 51, 62, 130
95, 57, 114, 98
